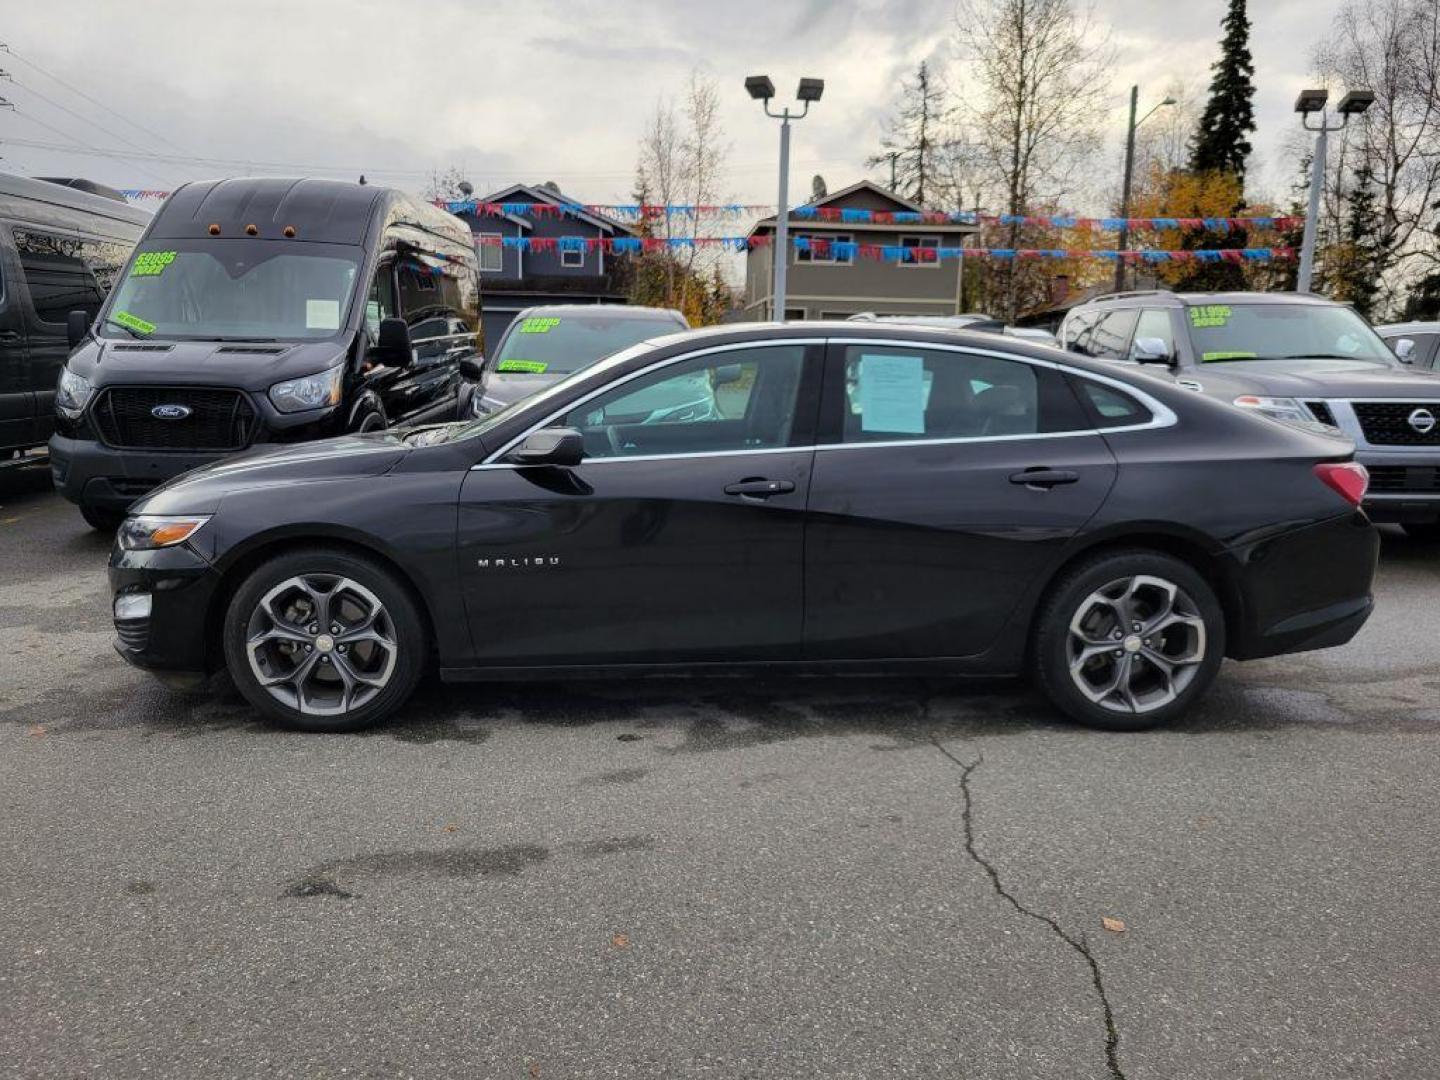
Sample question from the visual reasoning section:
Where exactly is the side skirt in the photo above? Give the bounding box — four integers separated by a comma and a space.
439, 657, 1023, 683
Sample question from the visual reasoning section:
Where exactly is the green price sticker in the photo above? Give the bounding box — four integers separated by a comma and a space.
518, 317, 561, 334
112, 310, 156, 335
1188, 304, 1232, 329
497, 359, 549, 374
1201, 350, 1257, 362
131, 250, 177, 277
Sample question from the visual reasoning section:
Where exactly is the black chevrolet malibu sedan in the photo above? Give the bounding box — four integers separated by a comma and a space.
109, 322, 1379, 733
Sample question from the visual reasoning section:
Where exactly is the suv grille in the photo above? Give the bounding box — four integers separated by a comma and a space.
1367, 465, 1440, 493
92, 387, 256, 451
1352, 402, 1440, 446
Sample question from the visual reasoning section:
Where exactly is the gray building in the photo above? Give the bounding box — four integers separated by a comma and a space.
741, 181, 979, 321
453, 183, 640, 348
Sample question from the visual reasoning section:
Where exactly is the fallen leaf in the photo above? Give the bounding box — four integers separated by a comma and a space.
528, 1063, 541, 1078
27, 724, 45, 738
442, 823, 459, 833
611, 934, 630, 949
1101, 916, 1126, 933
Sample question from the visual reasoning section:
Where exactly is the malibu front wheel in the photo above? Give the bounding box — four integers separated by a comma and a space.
1032, 550, 1226, 731
222, 548, 425, 732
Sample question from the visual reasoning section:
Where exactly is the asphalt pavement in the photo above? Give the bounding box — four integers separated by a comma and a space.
2, 458, 1437, 1080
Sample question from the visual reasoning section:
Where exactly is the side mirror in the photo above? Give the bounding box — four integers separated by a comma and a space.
1132, 336, 1173, 365
508, 426, 585, 467
459, 356, 484, 381
1394, 338, 1416, 363
712, 363, 744, 386
376, 317, 413, 364
67, 310, 92, 349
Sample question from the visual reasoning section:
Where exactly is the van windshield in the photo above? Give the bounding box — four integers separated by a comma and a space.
99, 240, 361, 342
492, 312, 682, 375
1186, 302, 1395, 366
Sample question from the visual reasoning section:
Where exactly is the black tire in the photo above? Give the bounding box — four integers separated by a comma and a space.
355, 410, 386, 434
79, 503, 126, 532
1031, 549, 1226, 732
1402, 523, 1440, 542
222, 548, 426, 732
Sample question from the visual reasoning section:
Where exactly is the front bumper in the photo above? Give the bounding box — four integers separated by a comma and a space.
109, 540, 222, 678
1225, 510, 1379, 660
50, 434, 229, 511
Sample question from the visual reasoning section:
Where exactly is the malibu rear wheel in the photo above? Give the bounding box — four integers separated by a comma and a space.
223, 548, 425, 732
1032, 550, 1225, 731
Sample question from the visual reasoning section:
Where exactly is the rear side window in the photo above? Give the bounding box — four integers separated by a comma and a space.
14, 228, 130, 325
1074, 378, 1153, 427
837, 345, 1088, 442
1080, 309, 1139, 360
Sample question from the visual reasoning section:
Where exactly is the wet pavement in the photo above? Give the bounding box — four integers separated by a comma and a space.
3, 461, 1437, 1079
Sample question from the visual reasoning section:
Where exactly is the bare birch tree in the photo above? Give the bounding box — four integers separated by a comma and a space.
954, 0, 1114, 319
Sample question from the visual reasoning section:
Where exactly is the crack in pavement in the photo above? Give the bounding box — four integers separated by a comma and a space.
932, 738, 1126, 1080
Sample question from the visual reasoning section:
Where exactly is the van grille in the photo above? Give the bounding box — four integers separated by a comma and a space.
1352, 402, 1440, 446
92, 387, 256, 451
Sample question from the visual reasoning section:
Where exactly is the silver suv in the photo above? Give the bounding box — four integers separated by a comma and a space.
1060, 290, 1440, 539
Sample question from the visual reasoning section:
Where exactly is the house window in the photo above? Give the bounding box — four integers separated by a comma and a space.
795, 232, 854, 265
560, 245, 585, 269
899, 235, 941, 267
476, 233, 503, 273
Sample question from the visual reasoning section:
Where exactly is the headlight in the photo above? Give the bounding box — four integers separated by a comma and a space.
268, 365, 344, 413
116, 515, 211, 551
1233, 395, 1312, 425
56, 367, 94, 419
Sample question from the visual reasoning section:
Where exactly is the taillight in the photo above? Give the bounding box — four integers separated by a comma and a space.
1314, 461, 1369, 507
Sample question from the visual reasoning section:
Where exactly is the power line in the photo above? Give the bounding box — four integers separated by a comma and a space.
5, 109, 172, 185
0, 42, 194, 156
8, 76, 160, 160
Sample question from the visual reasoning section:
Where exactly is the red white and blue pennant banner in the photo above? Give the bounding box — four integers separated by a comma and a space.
474, 234, 1296, 262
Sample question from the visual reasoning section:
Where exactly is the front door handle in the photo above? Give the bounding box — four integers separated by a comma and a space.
1009, 468, 1080, 488
724, 478, 796, 498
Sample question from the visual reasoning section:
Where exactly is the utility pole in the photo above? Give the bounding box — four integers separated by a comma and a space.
1114, 86, 1175, 292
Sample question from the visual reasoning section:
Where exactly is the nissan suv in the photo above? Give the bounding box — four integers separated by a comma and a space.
1060, 290, 1440, 539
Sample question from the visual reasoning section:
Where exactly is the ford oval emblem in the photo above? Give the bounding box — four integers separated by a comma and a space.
1408, 408, 1437, 435
150, 404, 193, 420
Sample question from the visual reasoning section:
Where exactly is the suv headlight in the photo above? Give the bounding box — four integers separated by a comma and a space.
268, 365, 344, 413
1233, 395, 1312, 425
56, 367, 94, 419
116, 515, 211, 551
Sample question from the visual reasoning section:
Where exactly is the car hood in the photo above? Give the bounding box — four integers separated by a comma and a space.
70, 337, 353, 390
134, 432, 408, 515
1189, 358, 1440, 398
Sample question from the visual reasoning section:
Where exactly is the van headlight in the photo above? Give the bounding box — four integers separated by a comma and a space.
56, 367, 94, 419
269, 365, 344, 413
1233, 395, 1311, 425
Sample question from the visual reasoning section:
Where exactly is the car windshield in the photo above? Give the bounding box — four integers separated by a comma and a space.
492, 312, 681, 376
98, 240, 361, 343
1186, 302, 1394, 365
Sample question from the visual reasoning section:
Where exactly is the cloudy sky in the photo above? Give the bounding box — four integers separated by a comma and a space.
1, 0, 1344, 213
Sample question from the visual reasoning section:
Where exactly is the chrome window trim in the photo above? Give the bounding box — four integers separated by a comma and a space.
473, 335, 1178, 471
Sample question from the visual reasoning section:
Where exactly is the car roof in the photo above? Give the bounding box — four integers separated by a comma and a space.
1376, 321, 1438, 334
1074, 290, 1343, 311
514, 303, 685, 321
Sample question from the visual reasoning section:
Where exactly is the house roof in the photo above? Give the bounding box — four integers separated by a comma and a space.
481, 182, 639, 236
747, 179, 978, 238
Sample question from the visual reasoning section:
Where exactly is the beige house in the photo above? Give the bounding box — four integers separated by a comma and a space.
740, 180, 980, 321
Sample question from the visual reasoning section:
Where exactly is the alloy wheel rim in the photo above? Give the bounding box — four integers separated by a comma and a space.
245, 574, 397, 716
1066, 574, 1206, 714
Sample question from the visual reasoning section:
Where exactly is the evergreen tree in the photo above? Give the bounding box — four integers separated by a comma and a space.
1332, 163, 1383, 318
1190, 0, 1257, 182
867, 61, 949, 205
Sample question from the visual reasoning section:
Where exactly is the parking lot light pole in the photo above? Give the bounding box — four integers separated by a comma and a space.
1114, 86, 1176, 292
747, 75, 824, 321
1295, 88, 1375, 293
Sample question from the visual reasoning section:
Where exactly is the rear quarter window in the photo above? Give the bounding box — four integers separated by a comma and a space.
1073, 378, 1153, 427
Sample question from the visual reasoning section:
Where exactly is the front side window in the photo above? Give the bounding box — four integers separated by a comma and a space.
14, 229, 131, 325
562, 345, 806, 459
838, 345, 1083, 441
1186, 302, 1395, 365
364, 264, 396, 339
100, 239, 360, 341
1129, 309, 1175, 360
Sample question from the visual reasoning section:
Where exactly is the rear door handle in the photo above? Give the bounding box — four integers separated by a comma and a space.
724, 478, 796, 498
1009, 468, 1080, 488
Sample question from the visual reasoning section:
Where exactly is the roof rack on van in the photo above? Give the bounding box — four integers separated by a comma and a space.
34, 177, 128, 204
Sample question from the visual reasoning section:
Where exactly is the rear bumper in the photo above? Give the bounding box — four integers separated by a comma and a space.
49, 434, 229, 511
1225, 510, 1379, 660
